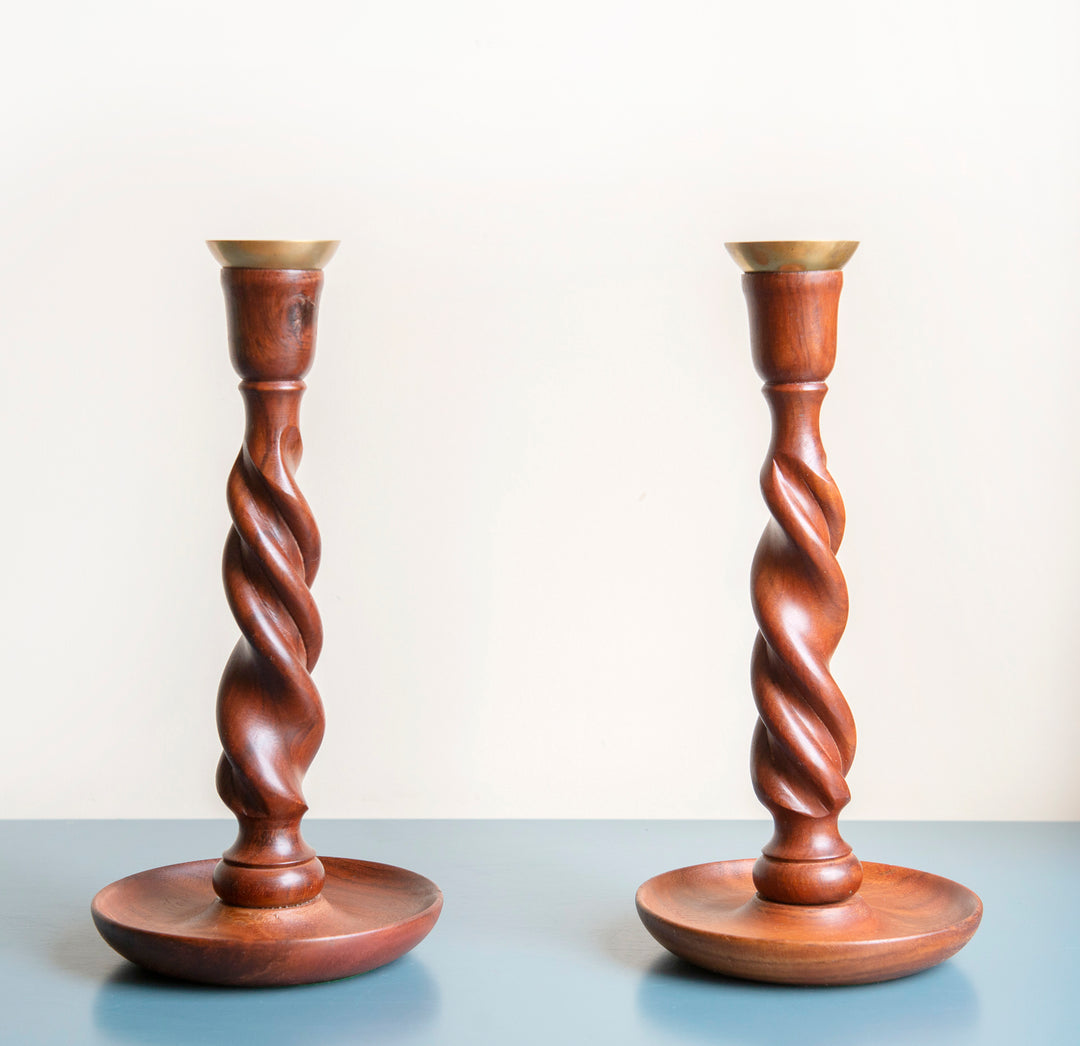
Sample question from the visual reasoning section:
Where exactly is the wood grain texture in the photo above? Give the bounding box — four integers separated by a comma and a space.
92, 858, 443, 987
636, 860, 981, 985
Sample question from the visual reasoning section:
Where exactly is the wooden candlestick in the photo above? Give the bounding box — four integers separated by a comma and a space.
92, 240, 442, 986
636, 241, 982, 984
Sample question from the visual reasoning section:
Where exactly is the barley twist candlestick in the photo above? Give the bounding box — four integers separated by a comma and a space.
92, 240, 442, 986
636, 240, 982, 984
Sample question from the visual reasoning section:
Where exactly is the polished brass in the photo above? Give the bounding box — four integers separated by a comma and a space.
207, 240, 340, 271
725, 240, 859, 273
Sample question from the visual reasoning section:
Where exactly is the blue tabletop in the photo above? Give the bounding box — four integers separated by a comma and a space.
1, 820, 1075, 1044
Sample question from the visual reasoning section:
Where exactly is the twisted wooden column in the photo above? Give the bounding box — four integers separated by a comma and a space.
213, 267, 327, 908
745, 269, 860, 906
635, 240, 981, 985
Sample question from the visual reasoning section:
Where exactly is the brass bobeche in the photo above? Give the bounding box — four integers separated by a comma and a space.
207, 240, 340, 271
725, 240, 859, 273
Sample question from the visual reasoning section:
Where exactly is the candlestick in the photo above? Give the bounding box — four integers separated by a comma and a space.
636, 241, 982, 984
92, 241, 442, 986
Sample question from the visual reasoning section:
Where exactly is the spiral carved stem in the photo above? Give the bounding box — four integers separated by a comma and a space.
212, 268, 327, 908
743, 270, 862, 905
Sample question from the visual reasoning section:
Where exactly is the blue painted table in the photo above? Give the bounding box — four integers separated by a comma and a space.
1, 820, 1075, 1044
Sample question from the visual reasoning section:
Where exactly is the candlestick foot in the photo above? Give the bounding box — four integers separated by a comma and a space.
636, 859, 981, 985
92, 857, 442, 987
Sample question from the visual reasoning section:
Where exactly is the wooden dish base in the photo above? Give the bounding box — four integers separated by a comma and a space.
92, 857, 443, 987
636, 859, 982, 986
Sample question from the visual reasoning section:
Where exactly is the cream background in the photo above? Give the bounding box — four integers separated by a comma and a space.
2, 1, 1077, 818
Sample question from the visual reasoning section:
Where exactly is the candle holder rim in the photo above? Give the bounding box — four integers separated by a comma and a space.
207, 240, 340, 270
725, 240, 859, 273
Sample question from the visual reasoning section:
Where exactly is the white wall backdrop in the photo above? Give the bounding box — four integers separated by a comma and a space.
3, 1, 1077, 819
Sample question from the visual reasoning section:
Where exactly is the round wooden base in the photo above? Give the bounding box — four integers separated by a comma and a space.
636, 859, 981, 985
92, 857, 442, 987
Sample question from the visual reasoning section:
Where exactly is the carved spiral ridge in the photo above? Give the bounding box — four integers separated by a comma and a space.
748, 380, 862, 905
750, 402, 854, 830
216, 388, 324, 828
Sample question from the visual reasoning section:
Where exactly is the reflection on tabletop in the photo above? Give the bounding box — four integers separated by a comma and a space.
636, 953, 978, 1046
92, 955, 440, 1046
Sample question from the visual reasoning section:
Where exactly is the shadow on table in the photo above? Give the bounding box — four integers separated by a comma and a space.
92, 954, 440, 1045
636, 954, 979, 1046
53, 917, 128, 981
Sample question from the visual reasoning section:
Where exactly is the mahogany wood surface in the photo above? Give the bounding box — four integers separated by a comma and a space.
636, 860, 981, 986
92, 858, 442, 987
91, 247, 442, 986
636, 243, 982, 984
